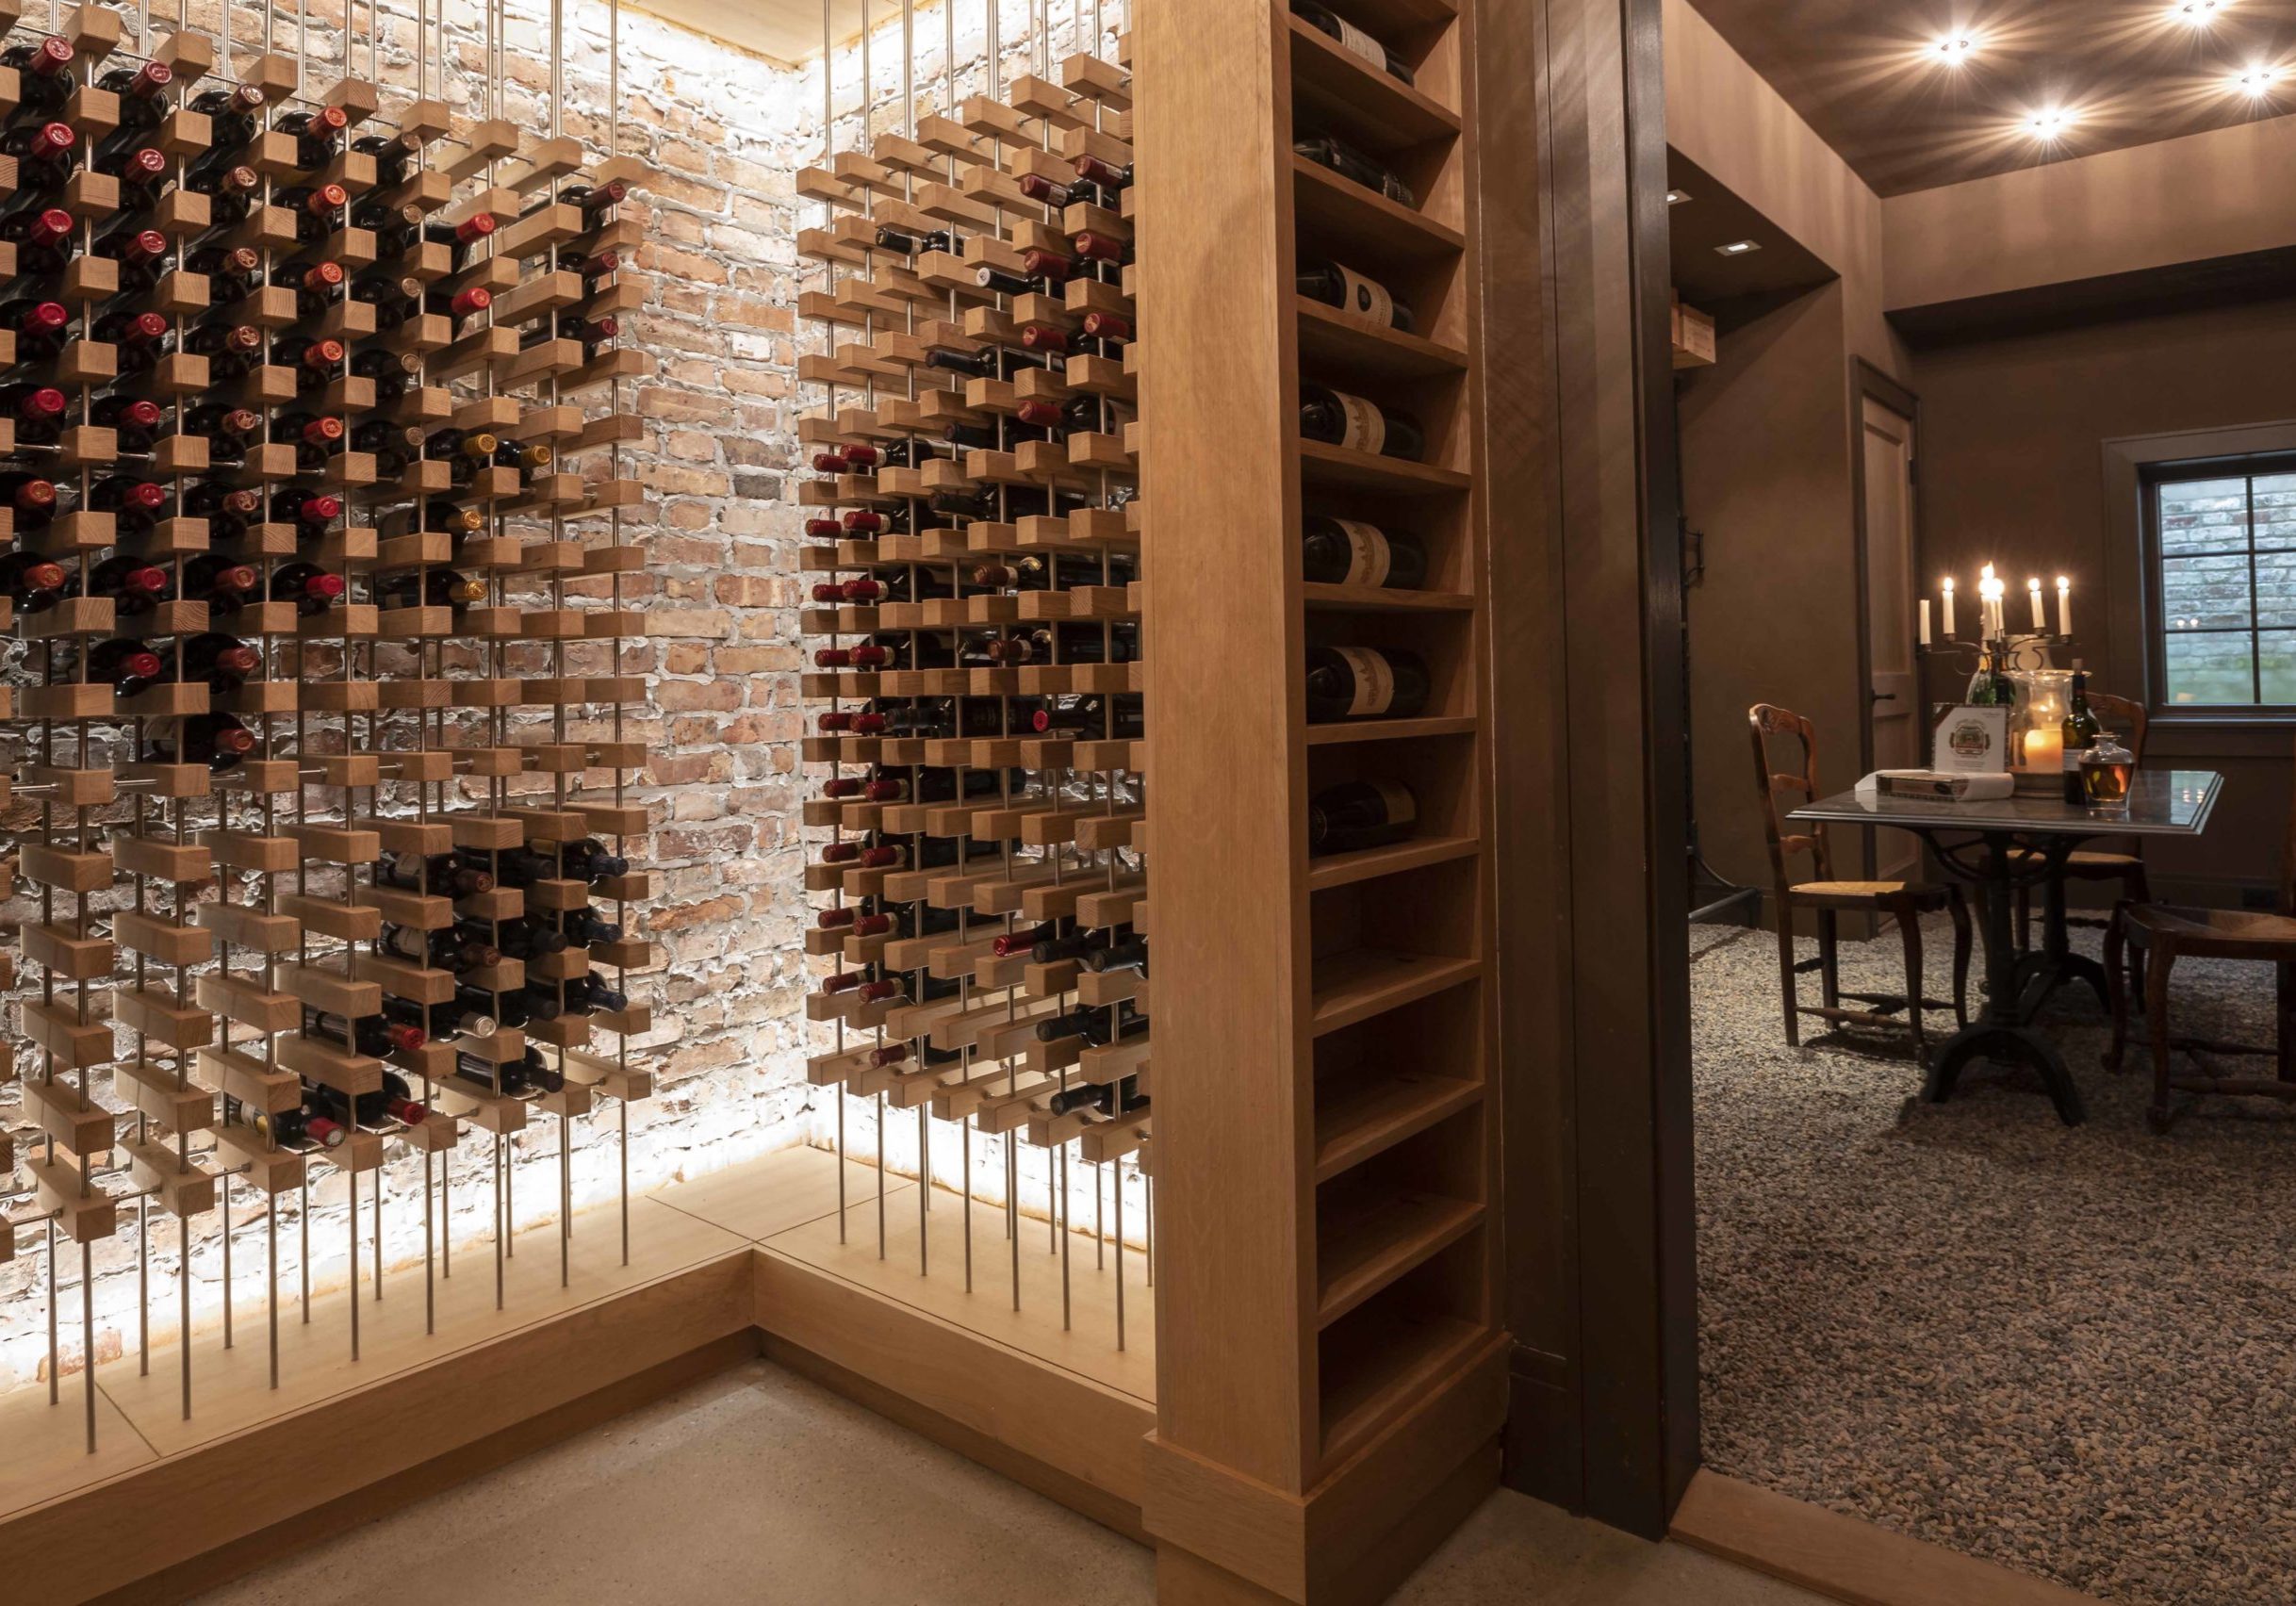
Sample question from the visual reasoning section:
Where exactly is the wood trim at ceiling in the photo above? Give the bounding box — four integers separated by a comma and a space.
1671, 1469, 2105, 1606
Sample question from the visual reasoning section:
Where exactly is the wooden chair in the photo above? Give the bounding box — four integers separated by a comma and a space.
2106, 749, 2296, 1131
1749, 704, 1972, 1061
2015, 692, 2152, 949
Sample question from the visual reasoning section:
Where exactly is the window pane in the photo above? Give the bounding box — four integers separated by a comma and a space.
2257, 474, 2296, 549
2265, 633, 2296, 706
2161, 552, 2255, 631
2158, 477, 2251, 555
2164, 631, 2256, 707
2259, 550, 2296, 629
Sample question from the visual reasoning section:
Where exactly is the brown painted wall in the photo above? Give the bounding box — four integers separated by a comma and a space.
1681, 282, 1863, 900
1885, 115, 2296, 314
1911, 296, 2296, 902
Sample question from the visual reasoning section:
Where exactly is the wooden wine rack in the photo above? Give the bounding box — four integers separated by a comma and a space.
0, 3, 657, 1449
796, 13, 1151, 1335
1138, 0, 1506, 1600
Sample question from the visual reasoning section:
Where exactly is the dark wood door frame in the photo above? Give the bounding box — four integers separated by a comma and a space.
1848, 360, 1924, 883
1489, 0, 1699, 1541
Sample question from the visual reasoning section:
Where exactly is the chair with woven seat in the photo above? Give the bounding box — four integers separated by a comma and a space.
2015, 692, 2152, 951
1749, 703, 1973, 1060
2106, 748, 2296, 1132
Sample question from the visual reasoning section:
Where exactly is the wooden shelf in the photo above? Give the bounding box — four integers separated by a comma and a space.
1314, 1066, 1482, 1183
1317, 1186, 1483, 1328
1287, 15, 1461, 155
1328, 0, 1461, 32
1301, 581, 1474, 612
1304, 714, 1479, 746
1296, 295, 1470, 382
1305, 833, 1481, 892
1291, 152, 1466, 259
1300, 436, 1472, 494
1319, 1310, 1487, 1467
1310, 948, 1481, 1036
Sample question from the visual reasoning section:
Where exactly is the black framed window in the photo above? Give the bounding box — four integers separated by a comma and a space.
2146, 456, 2296, 713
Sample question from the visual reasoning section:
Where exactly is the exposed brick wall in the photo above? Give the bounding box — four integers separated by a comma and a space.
0, 1, 824, 1389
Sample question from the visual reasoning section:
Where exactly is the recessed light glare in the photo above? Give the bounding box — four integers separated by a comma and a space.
2237, 64, 2278, 94
2027, 107, 2074, 139
2177, 0, 2221, 22
1666, 188, 1691, 205
1933, 35, 1976, 63
1715, 239, 1762, 257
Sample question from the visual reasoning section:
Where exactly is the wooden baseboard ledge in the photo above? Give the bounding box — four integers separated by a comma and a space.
1671, 1470, 2105, 1606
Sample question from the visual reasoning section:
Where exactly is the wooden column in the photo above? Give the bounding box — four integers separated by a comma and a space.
1140, 1, 1510, 1599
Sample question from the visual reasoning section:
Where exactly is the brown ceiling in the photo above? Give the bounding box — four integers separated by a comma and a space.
1687, 0, 2296, 195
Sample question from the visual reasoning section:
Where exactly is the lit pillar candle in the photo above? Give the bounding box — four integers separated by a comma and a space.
2058, 576, 2072, 638
2025, 727, 2064, 774
1919, 598, 1932, 647
2029, 577, 2045, 630
1941, 579, 1956, 638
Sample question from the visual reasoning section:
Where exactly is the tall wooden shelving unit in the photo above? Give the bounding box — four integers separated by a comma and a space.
1139, 1, 1506, 1601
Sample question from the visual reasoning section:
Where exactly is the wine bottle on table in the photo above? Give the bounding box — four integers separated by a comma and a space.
2061, 665, 2102, 805
1302, 516, 1428, 589
1304, 646, 1431, 723
1290, 1, 1416, 83
1297, 258, 1417, 333
1308, 780, 1419, 856
1300, 383, 1426, 461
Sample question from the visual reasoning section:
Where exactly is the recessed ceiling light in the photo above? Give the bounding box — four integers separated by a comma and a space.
1715, 239, 1762, 257
1933, 35, 1976, 63
2177, 0, 2222, 22
2027, 107, 2075, 139
2236, 64, 2278, 94
1666, 188, 1691, 205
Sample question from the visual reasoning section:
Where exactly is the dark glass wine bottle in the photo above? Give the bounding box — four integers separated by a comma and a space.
1299, 383, 1425, 461
1297, 258, 1416, 333
1304, 646, 1431, 723
1301, 516, 1427, 589
1290, 2, 1415, 83
1294, 131, 1417, 206
1307, 779, 1419, 856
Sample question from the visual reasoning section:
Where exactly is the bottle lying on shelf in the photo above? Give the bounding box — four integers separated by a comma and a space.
430, 991, 501, 1041
93, 395, 165, 453
375, 923, 500, 974
1308, 779, 1419, 855
3, 296, 71, 363
79, 554, 171, 618
451, 1047, 565, 1098
142, 713, 260, 772
472, 914, 566, 959
182, 555, 262, 616
1050, 1073, 1149, 1118
1295, 130, 1418, 207
1030, 695, 1144, 739
1291, 0, 1416, 83
1303, 515, 1428, 589
374, 568, 487, 612
0, 551, 66, 609
375, 850, 496, 897
250, 1101, 348, 1151
1, 37, 77, 113
309, 1073, 429, 1130
304, 1007, 429, 1057
492, 838, 630, 887
1301, 383, 1426, 461
1304, 645, 1431, 723
270, 563, 349, 615
1299, 258, 1417, 333
1035, 1001, 1149, 1047
1082, 933, 1149, 975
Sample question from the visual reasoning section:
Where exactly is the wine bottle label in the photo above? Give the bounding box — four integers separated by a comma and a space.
1333, 16, 1388, 71
1333, 518, 1393, 586
1332, 390, 1388, 455
1334, 646, 1397, 717
1371, 779, 1417, 827
2062, 744, 2086, 774
1336, 265, 1393, 329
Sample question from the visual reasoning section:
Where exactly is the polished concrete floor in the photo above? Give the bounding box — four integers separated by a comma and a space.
189, 1359, 1827, 1605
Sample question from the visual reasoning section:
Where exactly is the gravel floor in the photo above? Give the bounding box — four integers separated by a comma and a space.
1692, 915, 2296, 1606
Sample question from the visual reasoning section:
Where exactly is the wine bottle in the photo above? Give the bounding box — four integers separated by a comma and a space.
0, 551, 67, 608
269, 562, 348, 615
142, 713, 259, 771
90, 394, 163, 452
252, 1103, 347, 1151
309, 1073, 429, 1130
2, 205, 78, 280
375, 850, 495, 896
180, 405, 263, 465
452, 1046, 564, 1097
1082, 933, 1149, 975
1300, 383, 1426, 461
82, 554, 171, 616
186, 164, 261, 228
475, 914, 566, 959
1301, 516, 1427, 589
186, 243, 262, 301
305, 1007, 428, 1057
375, 923, 499, 974
182, 480, 263, 537
1290, 2, 1415, 83
1, 385, 68, 449
1304, 646, 1431, 723
95, 145, 170, 210
97, 60, 176, 128
3, 120, 78, 191
182, 553, 260, 614
1307, 779, 1419, 856
1294, 132, 1417, 206
374, 567, 486, 611
1, 297, 69, 363
85, 636, 166, 690
177, 631, 261, 691
1, 39, 77, 113
85, 475, 169, 533
1298, 258, 1416, 333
